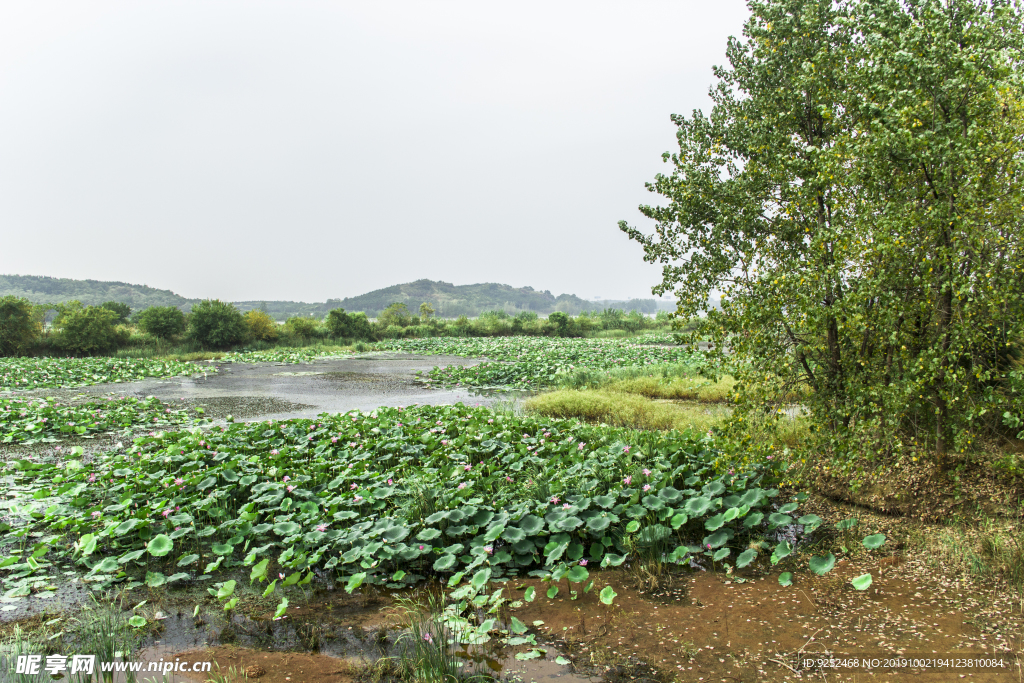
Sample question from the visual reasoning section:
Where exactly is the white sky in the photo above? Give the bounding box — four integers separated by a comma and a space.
0, 1, 749, 302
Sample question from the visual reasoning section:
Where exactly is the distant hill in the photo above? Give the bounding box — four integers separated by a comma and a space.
333, 280, 613, 318
0, 275, 662, 319
0, 274, 191, 309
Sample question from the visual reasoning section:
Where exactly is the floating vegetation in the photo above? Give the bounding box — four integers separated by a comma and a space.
375, 337, 702, 389
0, 357, 211, 392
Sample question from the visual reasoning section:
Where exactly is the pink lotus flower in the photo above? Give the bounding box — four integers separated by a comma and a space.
578, 443, 585, 450
331, 437, 338, 443
643, 484, 651, 492
387, 479, 393, 485
287, 485, 295, 493
283, 476, 290, 482
550, 496, 559, 504
483, 545, 493, 555
88, 474, 96, 483
505, 476, 512, 482
354, 495, 363, 502
624, 446, 631, 453
91, 511, 101, 518
441, 440, 448, 446
270, 449, 279, 455
458, 483, 466, 490
643, 468, 651, 476
350, 483, 358, 490
174, 478, 184, 486
579, 559, 588, 566
562, 503, 570, 509
423, 633, 433, 643
316, 524, 327, 532
464, 464, 472, 471
418, 545, 425, 550
623, 475, 632, 486
279, 573, 285, 580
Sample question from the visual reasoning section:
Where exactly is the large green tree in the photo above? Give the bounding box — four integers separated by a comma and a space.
621, 0, 1024, 467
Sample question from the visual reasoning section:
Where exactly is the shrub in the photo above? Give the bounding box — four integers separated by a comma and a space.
383, 324, 405, 339
0, 296, 42, 356
136, 306, 187, 339
379, 303, 412, 328
245, 310, 279, 342
286, 316, 319, 341
326, 309, 375, 340
53, 302, 128, 355
187, 300, 249, 349
99, 301, 132, 324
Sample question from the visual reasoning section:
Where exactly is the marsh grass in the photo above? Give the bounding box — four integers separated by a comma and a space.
525, 389, 733, 433
391, 592, 476, 683
909, 519, 1024, 593
0, 626, 43, 683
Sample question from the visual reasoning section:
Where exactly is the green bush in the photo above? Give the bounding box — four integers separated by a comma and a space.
286, 316, 320, 340
0, 296, 42, 356
326, 309, 374, 340
379, 303, 412, 328
245, 310, 279, 342
53, 302, 129, 355
187, 300, 249, 349
136, 306, 187, 339
99, 301, 132, 324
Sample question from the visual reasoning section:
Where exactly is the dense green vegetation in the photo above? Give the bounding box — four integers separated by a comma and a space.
0, 403, 832, 605
1, 396, 198, 444
621, 0, 1024, 471
377, 336, 695, 390
0, 357, 210, 392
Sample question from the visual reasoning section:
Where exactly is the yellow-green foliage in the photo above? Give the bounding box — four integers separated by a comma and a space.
601, 375, 735, 402
525, 389, 731, 434
245, 310, 279, 342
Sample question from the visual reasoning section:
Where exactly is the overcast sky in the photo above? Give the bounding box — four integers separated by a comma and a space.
0, 1, 749, 303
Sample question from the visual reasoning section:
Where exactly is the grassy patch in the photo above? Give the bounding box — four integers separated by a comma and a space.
908, 518, 1024, 592
525, 389, 731, 433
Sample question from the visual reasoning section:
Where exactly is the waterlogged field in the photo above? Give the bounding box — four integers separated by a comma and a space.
0, 357, 211, 392
1, 396, 198, 445
376, 336, 700, 389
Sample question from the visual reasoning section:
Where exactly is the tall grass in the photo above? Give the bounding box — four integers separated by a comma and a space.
525, 389, 732, 433
909, 519, 1024, 593
392, 593, 474, 683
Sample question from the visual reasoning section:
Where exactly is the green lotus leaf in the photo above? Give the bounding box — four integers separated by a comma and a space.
743, 512, 765, 528
778, 572, 793, 587
599, 586, 617, 605
593, 495, 616, 509
145, 571, 166, 587
147, 534, 173, 558
502, 526, 526, 542
809, 553, 836, 575
851, 573, 873, 590
433, 554, 457, 571
586, 516, 611, 533
862, 534, 886, 550
736, 548, 757, 568
273, 522, 301, 536
211, 543, 234, 556
519, 515, 544, 534
567, 565, 589, 583
177, 554, 200, 567
416, 528, 441, 541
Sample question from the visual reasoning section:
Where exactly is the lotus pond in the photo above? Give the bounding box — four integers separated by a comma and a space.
0, 358, 212, 392
0, 402, 836, 616
1, 395, 201, 445
375, 336, 701, 389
